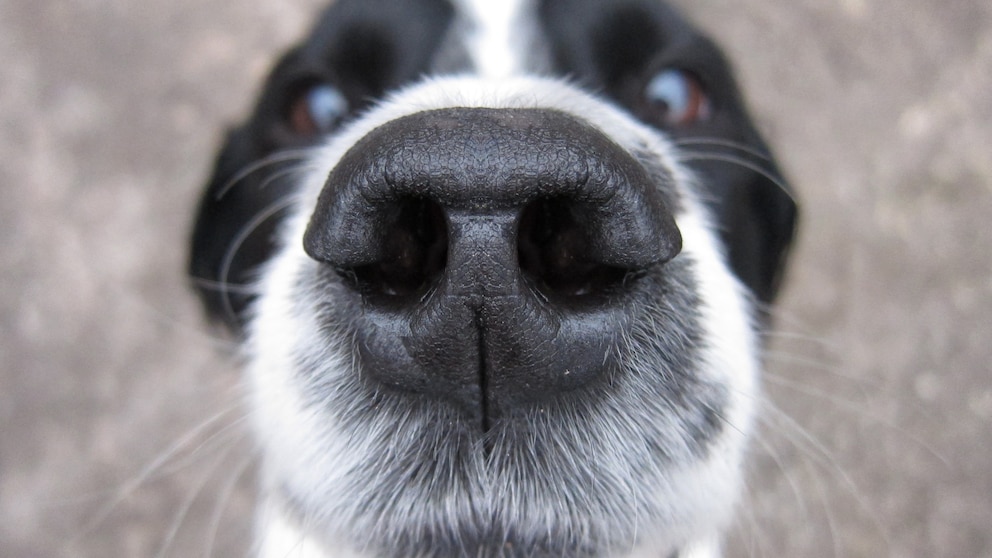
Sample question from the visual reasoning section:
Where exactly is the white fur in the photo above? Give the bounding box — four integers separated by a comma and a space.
455, 0, 548, 78
242, 1, 757, 555
247, 76, 756, 558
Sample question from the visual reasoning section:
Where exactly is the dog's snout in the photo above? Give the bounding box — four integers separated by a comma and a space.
304, 108, 682, 424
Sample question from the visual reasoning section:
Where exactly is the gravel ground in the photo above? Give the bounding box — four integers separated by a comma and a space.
2, 0, 990, 556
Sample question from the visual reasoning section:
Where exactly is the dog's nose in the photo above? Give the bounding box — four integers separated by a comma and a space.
304, 108, 681, 426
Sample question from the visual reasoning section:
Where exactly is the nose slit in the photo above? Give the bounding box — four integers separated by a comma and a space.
303, 107, 683, 422
518, 197, 629, 299
351, 197, 448, 298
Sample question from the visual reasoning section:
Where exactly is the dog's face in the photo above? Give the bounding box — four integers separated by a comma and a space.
190, 0, 797, 556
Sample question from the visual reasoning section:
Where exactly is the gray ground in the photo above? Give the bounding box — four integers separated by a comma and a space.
1, 0, 990, 556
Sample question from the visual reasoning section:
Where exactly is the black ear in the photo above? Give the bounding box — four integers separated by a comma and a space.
538, 0, 798, 304
188, 0, 456, 333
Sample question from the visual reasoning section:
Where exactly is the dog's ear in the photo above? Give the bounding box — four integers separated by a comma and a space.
188, 0, 457, 333
539, 0, 798, 304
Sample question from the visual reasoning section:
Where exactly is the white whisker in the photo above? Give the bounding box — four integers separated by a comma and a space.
215, 150, 313, 201
673, 137, 773, 162
679, 152, 794, 201
218, 196, 300, 325
155, 442, 240, 558
757, 399, 893, 552
203, 450, 257, 558
70, 404, 243, 544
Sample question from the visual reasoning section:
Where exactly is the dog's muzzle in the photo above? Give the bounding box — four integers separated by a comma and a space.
303, 107, 682, 427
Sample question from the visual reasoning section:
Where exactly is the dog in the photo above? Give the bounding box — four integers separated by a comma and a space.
189, 0, 797, 556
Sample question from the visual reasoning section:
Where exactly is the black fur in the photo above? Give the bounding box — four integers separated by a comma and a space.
539, 0, 798, 304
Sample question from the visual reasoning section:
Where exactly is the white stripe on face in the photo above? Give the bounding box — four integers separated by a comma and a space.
456, 0, 550, 78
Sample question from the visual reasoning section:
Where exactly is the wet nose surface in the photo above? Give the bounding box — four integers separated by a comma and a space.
304, 108, 682, 427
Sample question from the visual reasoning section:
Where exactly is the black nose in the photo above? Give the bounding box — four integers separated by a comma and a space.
304, 108, 681, 427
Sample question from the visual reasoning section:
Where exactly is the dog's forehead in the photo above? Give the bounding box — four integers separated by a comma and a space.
452, 0, 708, 78
293, 0, 708, 79
451, 0, 551, 78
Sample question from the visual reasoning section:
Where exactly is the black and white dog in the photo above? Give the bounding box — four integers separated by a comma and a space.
189, 0, 797, 556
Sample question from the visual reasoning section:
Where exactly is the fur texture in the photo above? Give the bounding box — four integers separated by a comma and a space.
189, 1, 797, 556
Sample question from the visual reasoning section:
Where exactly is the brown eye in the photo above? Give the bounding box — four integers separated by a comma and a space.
644, 69, 711, 126
287, 83, 349, 136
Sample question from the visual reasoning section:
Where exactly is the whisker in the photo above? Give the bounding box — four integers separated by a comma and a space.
673, 137, 773, 162
760, 329, 842, 354
757, 398, 892, 549
761, 352, 873, 387
749, 425, 811, 521
160, 413, 252, 476
154, 442, 239, 558
117, 285, 242, 352
202, 447, 257, 558
762, 350, 840, 375
806, 456, 842, 558
214, 150, 312, 201
733, 470, 773, 558
188, 276, 262, 296
708, 399, 788, 558
724, 376, 893, 556
256, 163, 315, 194
679, 151, 794, 202
756, 313, 836, 340
758, 398, 854, 474
761, 372, 949, 466
218, 195, 301, 325
70, 403, 243, 543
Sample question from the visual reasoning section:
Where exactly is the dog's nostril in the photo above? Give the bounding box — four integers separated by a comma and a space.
518, 198, 629, 299
346, 197, 448, 298
304, 107, 686, 423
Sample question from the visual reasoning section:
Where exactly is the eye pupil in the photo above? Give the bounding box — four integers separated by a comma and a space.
645, 69, 710, 126
288, 83, 348, 136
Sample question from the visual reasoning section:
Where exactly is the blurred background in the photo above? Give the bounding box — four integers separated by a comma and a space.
1, 0, 989, 556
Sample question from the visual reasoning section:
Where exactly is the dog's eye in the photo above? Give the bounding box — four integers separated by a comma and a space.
644, 69, 711, 127
287, 83, 349, 136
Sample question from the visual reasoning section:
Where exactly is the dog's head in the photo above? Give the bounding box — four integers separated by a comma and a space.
189, 0, 797, 556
